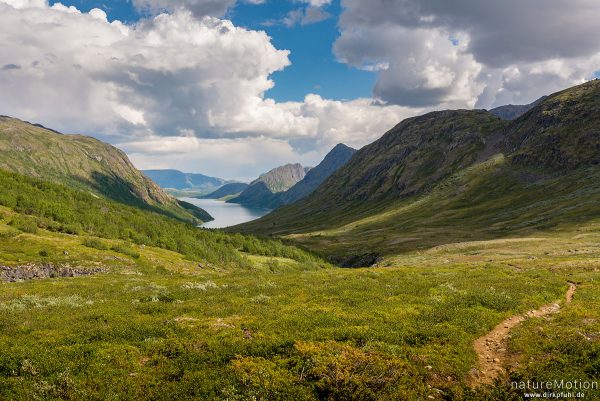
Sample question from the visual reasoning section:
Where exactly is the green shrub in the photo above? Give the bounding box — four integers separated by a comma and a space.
0, 169, 327, 269
111, 244, 140, 259
82, 238, 109, 250
0, 227, 19, 239
39, 250, 49, 257
9, 215, 38, 234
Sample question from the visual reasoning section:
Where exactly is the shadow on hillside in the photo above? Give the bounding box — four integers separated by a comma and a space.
78, 171, 207, 223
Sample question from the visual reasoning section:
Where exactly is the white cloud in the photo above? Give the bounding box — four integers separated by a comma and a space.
132, 0, 236, 18
1, 0, 46, 8
301, 0, 332, 6
0, 0, 416, 179
335, 0, 600, 108
282, 6, 330, 27
123, 136, 320, 181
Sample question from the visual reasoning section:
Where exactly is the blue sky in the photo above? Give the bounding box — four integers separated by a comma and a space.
49, 0, 376, 102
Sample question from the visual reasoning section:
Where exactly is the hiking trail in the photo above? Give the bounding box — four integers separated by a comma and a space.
469, 282, 577, 386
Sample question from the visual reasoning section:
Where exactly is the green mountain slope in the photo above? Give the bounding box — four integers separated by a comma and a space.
0, 116, 211, 223
3, 169, 599, 399
0, 168, 321, 268
232, 80, 600, 265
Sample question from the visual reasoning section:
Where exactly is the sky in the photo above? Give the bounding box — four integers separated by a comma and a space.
1, 0, 600, 181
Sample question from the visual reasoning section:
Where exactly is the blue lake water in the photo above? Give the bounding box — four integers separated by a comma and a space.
179, 197, 271, 229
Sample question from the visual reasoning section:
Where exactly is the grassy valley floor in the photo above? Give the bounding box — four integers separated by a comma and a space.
1, 216, 599, 400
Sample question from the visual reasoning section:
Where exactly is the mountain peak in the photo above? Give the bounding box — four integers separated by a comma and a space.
252, 163, 307, 193
276, 143, 357, 206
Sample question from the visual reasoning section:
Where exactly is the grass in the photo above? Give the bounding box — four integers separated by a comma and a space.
239, 157, 600, 266
0, 169, 325, 270
1, 215, 599, 399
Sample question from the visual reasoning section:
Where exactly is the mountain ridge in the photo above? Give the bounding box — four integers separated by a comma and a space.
227, 163, 308, 208
489, 96, 548, 120
0, 116, 212, 223
231, 80, 600, 264
277, 144, 357, 206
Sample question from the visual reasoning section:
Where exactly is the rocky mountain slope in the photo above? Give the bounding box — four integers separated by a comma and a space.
232, 80, 600, 264
228, 163, 308, 208
489, 96, 547, 120
277, 144, 356, 206
0, 116, 212, 223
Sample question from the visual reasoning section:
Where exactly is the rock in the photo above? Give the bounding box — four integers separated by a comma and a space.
242, 328, 253, 340
425, 365, 433, 370
0, 263, 106, 282
493, 358, 500, 363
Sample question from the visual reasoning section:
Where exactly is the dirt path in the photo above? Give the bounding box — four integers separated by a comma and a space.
469, 282, 577, 386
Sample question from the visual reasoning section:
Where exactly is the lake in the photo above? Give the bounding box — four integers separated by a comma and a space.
179, 197, 272, 229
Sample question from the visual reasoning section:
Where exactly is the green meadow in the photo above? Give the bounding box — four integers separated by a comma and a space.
1, 208, 599, 400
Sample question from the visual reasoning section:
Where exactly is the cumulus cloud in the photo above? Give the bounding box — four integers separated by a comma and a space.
122, 93, 415, 180
335, 0, 600, 108
0, 0, 415, 179
123, 94, 418, 178
122, 136, 317, 181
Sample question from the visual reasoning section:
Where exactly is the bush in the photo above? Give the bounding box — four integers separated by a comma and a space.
39, 250, 49, 257
9, 216, 38, 234
0, 227, 19, 239
0, 169, 327, 270
111, 244, 140, 259
82, 238, 109, 250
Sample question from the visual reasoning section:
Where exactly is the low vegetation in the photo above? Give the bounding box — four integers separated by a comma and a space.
1, 214, 598, 399
0, 169, 325, 269
2, 81, 600, 400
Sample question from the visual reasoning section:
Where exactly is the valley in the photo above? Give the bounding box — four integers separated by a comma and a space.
1, 81, 599, 400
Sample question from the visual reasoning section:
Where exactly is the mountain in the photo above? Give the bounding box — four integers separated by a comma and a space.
142, 169, 226, 192
227, 163, 308, 208
0, 116, 212, 223
232, 80, 600, 265
489, 96, 547, 120
277, 144, 356, 206
200, 182, 249, 200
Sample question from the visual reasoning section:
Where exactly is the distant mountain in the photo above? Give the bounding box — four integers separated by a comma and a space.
200, 182, 249, 200
228, 163, 307, 208
0, 116, 212, 223
142, 169, 226, 192
232, 81, 600, 264
489, 96, 547, 120
277, 144, 356, 206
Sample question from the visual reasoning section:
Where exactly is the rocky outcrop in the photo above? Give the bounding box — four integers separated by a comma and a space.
278, 144, 356, 206
228, 163, 308, 208
0, 263, 106, 282
489, 96, 547, 120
